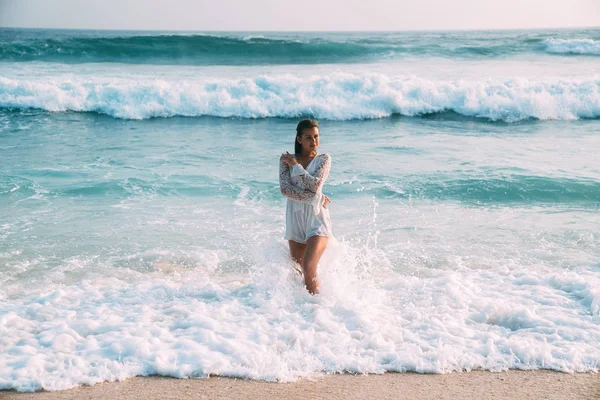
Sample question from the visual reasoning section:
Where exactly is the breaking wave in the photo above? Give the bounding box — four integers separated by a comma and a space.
1, 74, 599, 121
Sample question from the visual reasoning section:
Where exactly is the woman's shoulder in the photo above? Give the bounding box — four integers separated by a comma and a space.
317, 153, 331, 161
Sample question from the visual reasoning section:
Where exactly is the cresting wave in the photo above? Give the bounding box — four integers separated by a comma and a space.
1, 33, 599, 64
543, 38, 600, 55
1, 74, 599, 122
0, 34, 386, 65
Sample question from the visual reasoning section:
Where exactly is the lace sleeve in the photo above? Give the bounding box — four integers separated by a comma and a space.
289, 154, 331, 192
279, 158, 319, 203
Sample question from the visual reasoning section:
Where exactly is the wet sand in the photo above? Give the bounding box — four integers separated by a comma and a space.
2, 370, 599, 400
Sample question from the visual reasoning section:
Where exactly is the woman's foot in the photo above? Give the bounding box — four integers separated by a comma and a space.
305, 277, 320, 295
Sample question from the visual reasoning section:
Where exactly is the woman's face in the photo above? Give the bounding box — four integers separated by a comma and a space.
298, 127, 320, 155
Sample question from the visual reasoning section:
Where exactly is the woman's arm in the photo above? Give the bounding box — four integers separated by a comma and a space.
289, 154, 331, 192
279, 157, 319, 203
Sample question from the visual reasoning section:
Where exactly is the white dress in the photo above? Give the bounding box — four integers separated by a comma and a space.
279, 153, 333, 244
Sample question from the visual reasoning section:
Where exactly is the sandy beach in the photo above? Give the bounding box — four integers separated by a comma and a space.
2, 371, 599, 400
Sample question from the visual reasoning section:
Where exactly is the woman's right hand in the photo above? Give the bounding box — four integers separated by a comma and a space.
322, 195, 331, 208
280, 152, 297, 167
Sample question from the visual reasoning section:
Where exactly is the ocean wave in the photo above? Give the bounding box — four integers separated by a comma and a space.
4, 167, 599, 206
2, 32, 599, 65
378, 174, 600, 204
543, 38, 600, 55
0, 73, 599, 122
0, 34, 396, 65
326, 172, 600, 205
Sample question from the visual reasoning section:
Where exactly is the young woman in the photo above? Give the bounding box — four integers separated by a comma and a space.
279, 119, 332, 294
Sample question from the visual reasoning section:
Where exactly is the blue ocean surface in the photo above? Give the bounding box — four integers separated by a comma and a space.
0, 28, 599, 391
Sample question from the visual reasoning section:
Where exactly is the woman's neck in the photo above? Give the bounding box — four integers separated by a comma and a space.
297, 150, 317, 158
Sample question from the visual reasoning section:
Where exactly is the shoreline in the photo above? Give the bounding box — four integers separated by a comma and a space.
2, 370, 599, 400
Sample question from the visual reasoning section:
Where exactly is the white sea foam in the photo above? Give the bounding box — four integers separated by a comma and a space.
233, 185, 251, 206
0, 237, 599, 392
543, 38, 600, 56
242, 35, 266, 41
0, 74, 599, 121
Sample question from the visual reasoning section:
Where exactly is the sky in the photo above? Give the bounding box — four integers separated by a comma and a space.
0, 0, 598, 31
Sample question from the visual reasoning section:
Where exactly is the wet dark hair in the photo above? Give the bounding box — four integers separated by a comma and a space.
295, 119, 319, 155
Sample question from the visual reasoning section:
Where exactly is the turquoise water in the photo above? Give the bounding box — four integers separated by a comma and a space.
1, 28, 599, 391
2, 28, 600, 64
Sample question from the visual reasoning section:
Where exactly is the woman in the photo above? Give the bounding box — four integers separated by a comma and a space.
279, 119, 332, 294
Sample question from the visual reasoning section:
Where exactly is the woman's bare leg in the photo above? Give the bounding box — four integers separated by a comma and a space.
288, 240, 307, 274
302, 235, 329, 295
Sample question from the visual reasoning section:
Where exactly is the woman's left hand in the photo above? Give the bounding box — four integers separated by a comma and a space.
280, 151, 298, 167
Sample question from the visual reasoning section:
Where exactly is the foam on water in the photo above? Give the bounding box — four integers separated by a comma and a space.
1, 236, 599, 392
543, 38, 600, 56
1, 73, 599, 121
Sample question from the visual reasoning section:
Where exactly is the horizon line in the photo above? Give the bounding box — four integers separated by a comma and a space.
1, 25, 599, 34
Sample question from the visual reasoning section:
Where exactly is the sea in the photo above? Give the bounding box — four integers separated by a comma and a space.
0, 27, 599, 391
